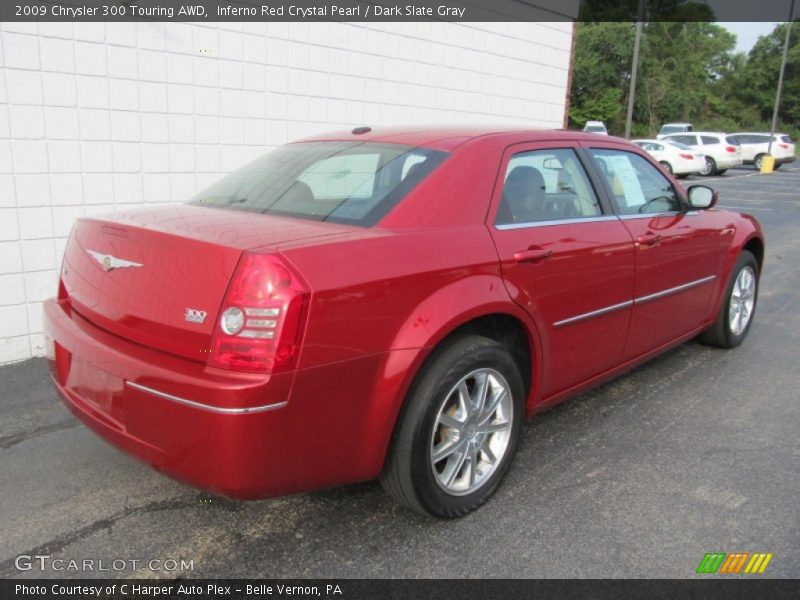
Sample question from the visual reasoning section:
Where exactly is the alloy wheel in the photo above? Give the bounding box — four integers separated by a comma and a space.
430, 368, 514, 496
729, 266, 756, 336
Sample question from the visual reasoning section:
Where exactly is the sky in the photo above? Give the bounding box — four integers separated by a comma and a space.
720, 22, 780, 54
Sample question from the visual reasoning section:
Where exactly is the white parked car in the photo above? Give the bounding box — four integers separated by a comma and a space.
632, 139, 706, 178
659, 132, 743, 176
583, 120, 608, 135
729, 133, 796, 170
656, 123, 694, 139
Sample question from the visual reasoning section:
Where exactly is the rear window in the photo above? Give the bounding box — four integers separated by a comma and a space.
701, 136, 721, 145
189, 142, 448, 227
666, 141, 693, 151
660, 125, 686, 135
725, 136, 740, 146
585, 126, 607, 133
780, 135, 794, 144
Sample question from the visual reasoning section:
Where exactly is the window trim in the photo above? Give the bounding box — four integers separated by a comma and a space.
490, 143, 613, 230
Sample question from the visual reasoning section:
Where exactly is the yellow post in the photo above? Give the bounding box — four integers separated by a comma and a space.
760, 155, 775, 174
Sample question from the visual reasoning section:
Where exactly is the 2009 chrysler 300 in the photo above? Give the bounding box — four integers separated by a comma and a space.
44, 128, 763, 517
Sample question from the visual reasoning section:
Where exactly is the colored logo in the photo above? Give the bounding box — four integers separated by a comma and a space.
697, 552, 773, 574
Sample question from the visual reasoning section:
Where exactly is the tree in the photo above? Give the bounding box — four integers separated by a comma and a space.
737, 22, 800, 128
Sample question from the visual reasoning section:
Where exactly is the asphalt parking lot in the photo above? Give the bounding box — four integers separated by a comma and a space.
1, 164, 799, 580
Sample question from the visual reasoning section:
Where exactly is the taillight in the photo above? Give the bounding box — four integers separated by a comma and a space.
208, 252, 309, 374
679, 153, 694, 160
725, 146, 737, 153
779, 143, 789, 149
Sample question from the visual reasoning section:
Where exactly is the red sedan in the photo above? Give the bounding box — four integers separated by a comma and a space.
44, 128, 763, 518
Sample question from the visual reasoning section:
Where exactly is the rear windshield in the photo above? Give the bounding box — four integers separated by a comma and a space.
780, 135, 794, 144
189, 141, 448, 227
660, 125, 687, 134
585, 126, 606, 133
725, 136, 740, 146
666, 141, 693, 151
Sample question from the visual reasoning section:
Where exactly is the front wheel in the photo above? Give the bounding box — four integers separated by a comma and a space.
659, 161, 673, 174
380, 335, 524, 518
699, 251, 759, 348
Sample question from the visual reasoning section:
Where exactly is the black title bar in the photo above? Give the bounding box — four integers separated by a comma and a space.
1, 0, 798, 22
4, 579, 800, 600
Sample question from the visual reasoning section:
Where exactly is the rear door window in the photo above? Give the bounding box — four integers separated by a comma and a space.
701, 136, 720, 145
495, 148, 602, 225
670, 135, 697, 146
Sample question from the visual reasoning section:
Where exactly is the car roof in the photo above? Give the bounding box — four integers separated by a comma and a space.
661, 123, 693, 126
632, 139, 662, 143
294, 126, 628, 151
664, 131, 728, 136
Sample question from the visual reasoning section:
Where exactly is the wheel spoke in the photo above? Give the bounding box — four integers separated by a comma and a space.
472, 372, 490, 415
438, 414, 463, 432
478, 389, 507, 426
480, 442, 497, 465
443, 449, 468, 488
467, 444, 479, 488
432, 436, 467, 464
457, 381, 471, 416
479, 421, 510, 434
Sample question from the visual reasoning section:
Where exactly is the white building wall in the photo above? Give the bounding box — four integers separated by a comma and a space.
0, 20, 573, 364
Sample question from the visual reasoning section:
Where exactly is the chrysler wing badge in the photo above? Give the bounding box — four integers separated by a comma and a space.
87, 249, 144, 272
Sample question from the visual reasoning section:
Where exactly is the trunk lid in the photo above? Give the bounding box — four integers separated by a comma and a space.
61, 205, 357, 362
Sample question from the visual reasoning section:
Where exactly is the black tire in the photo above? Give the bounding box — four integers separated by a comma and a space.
715, 169, 728, 176
699, 251, 759, 349
754, 154, 766, 170
774, 163, 782, 170
700, 156, 716, 176
380, 335, 525, 518
659, 161, 673, 174
676, 173, 689, 179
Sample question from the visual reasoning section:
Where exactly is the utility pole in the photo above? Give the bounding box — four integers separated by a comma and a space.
768, 0, 796, 155
624, 0, 646, 139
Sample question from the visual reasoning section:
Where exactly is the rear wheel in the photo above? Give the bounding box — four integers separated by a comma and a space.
659, 161, 673, 174
774, 163, 783, 170
699, 251, 758, 348
381, 335, 524, 518
716, 169, 728, 176
754, 154, 766, 170
700, 156, 716, 176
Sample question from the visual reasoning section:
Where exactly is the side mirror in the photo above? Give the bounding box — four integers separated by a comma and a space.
543, 158, 563, 170
687, 185, 718, 210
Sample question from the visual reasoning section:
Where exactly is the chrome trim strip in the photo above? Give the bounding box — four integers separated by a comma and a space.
553, 275, 717, 328
126, 381, 287, 415
554, 300, 633, 328
495, 215, 619, 231
618, 211, 680, 220
634, 275, 716, 305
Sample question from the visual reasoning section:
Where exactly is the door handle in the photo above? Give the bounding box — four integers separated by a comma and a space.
513, 248, 552, 263
636, 233, 662, 247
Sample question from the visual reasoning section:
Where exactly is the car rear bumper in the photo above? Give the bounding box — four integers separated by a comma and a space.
716, 156, 743, 169
43, 298, 395, 498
